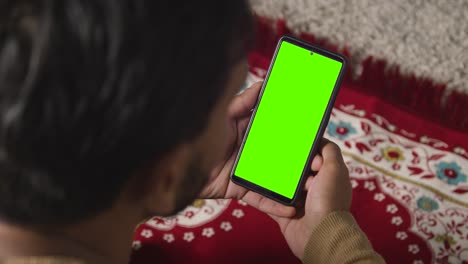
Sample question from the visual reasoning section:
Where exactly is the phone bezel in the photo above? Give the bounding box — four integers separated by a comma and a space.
230, 35, 348, 206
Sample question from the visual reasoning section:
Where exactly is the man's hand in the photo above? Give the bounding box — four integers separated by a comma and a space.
270, 139, 352, 260
200, 82, 352, 260
200, 82, 296, 218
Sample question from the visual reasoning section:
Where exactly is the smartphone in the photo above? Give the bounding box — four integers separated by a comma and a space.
230, 35, 347, 205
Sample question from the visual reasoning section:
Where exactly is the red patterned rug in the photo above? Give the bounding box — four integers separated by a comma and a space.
129, 18, 468, 264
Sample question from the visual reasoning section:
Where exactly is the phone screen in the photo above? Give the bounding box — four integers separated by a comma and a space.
232, 37, 345, 203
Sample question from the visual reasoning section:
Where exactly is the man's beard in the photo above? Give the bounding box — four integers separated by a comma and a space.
170, 155, 210, 216
141, 155, 210, 219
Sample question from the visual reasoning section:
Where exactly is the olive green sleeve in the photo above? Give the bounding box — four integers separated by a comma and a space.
303, 211, 386, 264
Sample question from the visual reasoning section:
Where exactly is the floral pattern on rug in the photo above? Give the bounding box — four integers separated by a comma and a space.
333, 105, 468, 263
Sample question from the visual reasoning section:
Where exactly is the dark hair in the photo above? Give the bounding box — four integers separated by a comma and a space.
0, 0, 253, 226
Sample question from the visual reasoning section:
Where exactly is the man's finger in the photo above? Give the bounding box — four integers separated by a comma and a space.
310, 154, 323, 171
228, 81, 263, 118
319, 138, 344, 163
304, 176, 315, 190
242, 191, 296, 217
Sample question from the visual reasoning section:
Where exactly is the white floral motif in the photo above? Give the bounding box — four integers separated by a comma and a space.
202, 227, 215, 238
413, 260, 424, 264
146, 219, 158, 226
183, 232, 195, 242
374, 193, 386, 202
391, 216, 403, 226
232, 209, 245, 218
386, 204, 398, 214
238, 200, 248, 206
351, 179, 359, 189
454, 146, 466, 155
163, 233, 175, 243
420, 136, 448, 148
364, 181, 376, 191
340, 104, 366, 117
140, 229, 153, 239
371, 113, 396, 131
401, 129, 417, 138
396, 231, 408, 240
408, 244, 420, 254
220, 221, 233, 231
132, 240, 142, 250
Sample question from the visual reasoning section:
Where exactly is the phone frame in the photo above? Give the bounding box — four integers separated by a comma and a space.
230, 35, 348, 206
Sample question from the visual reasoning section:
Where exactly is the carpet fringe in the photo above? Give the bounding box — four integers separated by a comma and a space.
252, 16, 468, 132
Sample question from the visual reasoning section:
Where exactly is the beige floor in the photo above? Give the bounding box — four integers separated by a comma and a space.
250, 0, 468, 94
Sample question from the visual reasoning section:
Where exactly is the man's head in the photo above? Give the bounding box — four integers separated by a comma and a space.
0, 0, 252, 227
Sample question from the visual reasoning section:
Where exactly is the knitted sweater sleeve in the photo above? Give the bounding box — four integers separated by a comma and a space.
303, 211, 386, 264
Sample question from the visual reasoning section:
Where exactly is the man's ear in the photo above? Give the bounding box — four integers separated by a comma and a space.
139, 144, 193, 216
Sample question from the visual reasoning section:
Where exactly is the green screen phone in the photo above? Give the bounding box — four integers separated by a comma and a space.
230, 36, 347, 205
